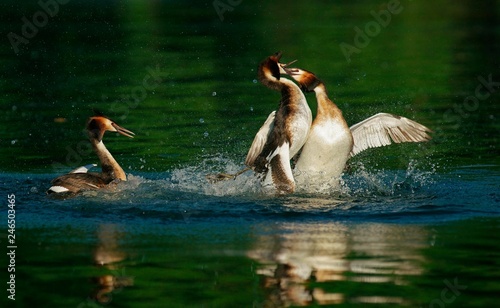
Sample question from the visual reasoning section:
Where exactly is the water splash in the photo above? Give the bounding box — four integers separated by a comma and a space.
167, 155, 261, 197
344, 159, 436, 197
67, 155, 437, 204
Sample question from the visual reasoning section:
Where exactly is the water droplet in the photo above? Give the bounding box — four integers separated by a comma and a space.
199, 118, 205, 124
250, 106, 254, 112
11, 139, 17, 145
203, 131, 209, 137
252, 79, 258, 84
212, 92, 217, 96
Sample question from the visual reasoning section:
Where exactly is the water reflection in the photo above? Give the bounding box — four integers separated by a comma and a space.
91, 224, 134, 304
248, 222, 428, 306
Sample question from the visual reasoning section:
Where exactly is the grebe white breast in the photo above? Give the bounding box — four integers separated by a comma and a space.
245, 52, 312, 194
285, 67, 432, 191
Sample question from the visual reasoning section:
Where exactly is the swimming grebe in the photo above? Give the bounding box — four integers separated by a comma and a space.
245, 52, 312, 193
285, 67, 432, 190
47, 113, 135, 196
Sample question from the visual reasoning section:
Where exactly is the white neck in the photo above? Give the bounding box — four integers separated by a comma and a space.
93, 140, 127, 181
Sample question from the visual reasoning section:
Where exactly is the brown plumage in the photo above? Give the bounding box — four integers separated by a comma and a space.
47, 113, 135, 197
245, 52, 312, 194
284, 66, 432, 191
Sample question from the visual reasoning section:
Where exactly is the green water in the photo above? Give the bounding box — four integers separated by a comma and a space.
6, 218, 499, 307
1, 0, 498, 172
1, 0, 499, 307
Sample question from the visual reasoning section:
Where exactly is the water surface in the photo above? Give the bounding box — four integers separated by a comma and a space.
1, 0, 499, 307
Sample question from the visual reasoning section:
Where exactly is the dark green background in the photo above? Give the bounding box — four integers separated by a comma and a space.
1, 0, 499, 307
1, 0, 498, 174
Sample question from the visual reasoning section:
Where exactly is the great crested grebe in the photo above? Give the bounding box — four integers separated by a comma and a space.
47, 113, 135, 196
284, 67, 432, 190
244, 52, 312, 193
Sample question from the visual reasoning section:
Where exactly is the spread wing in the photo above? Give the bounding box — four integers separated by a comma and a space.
349, 113, 432, 157
245, 111, 276, 167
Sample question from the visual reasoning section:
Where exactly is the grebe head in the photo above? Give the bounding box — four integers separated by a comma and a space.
280, 66, 323, 93
87, 115, 135, 142
259, 51, 289, 82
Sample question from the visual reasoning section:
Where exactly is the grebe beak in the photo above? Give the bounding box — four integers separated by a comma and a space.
111, 123, 135, 138
279, 60, 299, 75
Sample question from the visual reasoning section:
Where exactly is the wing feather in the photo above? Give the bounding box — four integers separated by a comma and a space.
350, 113, 432, 157
245, 111, 276, 167
70, 164, 97, 174
48, 173, 107, 194
263, 142, 295, 193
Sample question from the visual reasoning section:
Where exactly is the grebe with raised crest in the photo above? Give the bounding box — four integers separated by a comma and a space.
244, 52, 312, 194
284, 67, 432, 191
